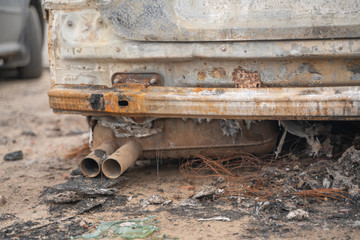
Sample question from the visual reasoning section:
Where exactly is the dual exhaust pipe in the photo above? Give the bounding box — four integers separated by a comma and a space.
80, 140, 142, 179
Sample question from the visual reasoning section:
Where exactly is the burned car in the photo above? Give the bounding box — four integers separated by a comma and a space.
43, 0, 360, 178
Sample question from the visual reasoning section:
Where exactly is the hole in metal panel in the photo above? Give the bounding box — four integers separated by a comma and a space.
118, 100, 129, 107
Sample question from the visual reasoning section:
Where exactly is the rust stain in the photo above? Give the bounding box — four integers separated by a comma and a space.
210, 67, 226, 79
197, 70, 206, 81
192, 88, 204, 93
232, 66, 261, 88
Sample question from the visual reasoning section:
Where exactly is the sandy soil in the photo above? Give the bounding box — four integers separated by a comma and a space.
0, 70, 359, 240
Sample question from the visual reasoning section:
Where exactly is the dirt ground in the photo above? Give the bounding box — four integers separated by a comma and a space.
0, 70, 359, 240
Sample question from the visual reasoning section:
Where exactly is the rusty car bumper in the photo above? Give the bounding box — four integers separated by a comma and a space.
48, 85, 360, 120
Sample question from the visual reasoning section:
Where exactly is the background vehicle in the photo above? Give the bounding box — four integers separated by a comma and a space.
0, 0, 44, 79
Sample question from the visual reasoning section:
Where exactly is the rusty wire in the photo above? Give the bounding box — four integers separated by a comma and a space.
180, 150, 351, 202
293, 189, 351, 201
180, 150, 281, 200
180, 150, 272, 181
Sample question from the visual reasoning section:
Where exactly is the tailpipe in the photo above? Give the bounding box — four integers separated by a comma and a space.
80, 142, 117, 178
102, 141, 142, 179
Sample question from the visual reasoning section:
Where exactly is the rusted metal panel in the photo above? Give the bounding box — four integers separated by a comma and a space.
91, 120, 279, 159
49, 58, 360, 89
43, 7, 360, 89
48, 86, 360, 120
45, 8, 360, 60
43, 2, 360, 120
97, 0, 360, 42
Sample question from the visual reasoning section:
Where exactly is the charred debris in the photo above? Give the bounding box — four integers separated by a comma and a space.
2, 120, 358, 239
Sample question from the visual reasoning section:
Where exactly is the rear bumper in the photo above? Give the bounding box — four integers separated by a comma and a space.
48, 85, 360, 120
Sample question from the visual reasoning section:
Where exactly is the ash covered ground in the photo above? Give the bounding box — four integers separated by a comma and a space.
0, 71, 359, 240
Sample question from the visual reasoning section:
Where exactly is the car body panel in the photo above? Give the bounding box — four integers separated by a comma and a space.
96, 0, 360, 42
44, 0, 360, 120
